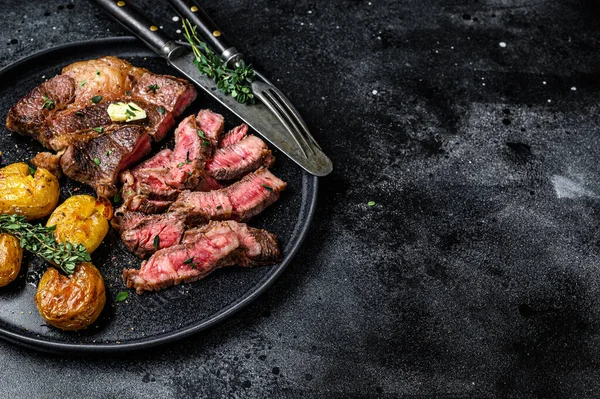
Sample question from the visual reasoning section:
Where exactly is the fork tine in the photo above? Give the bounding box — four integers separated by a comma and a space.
255, 88, 309, 158
266, 85, 323, 151
264, 88, 315, 155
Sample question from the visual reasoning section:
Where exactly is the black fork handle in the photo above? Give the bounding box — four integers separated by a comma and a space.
94, 0, 181, 58
167, 0, 244, 67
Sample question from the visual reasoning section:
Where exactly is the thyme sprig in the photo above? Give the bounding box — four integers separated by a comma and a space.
0, 214, 91, 275
182, 19, 255, 104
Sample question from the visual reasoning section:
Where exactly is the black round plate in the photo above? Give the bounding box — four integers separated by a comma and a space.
0, 38, 317, 353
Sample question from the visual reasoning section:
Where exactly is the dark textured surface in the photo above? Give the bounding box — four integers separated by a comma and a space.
1, 0, 600, 397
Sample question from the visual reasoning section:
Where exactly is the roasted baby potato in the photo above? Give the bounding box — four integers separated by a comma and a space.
35, 262, 106, 331
0, 234, 23, 287
0, 163, 60, 220
47, 195, 113, 254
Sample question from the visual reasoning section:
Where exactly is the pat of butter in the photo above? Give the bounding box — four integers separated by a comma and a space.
107, 102, 147, 122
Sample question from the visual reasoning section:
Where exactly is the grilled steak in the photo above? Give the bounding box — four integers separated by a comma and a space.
205, 135, 275, 180
6, 75, 76, 148
120, 112, 224, 213
122, 220, 280, 294
219, 124, 248, 148
6, 56, 197, 197
60, 125, 152, 198
196, 109, 224, 147
112, 211, 186, 258
169, 168, 287, 223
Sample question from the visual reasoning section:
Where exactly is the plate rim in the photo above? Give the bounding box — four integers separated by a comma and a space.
0, 37, 319, 353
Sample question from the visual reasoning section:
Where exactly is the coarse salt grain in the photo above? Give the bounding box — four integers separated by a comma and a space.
499, 42, 507, 48
372, 90, 378, 95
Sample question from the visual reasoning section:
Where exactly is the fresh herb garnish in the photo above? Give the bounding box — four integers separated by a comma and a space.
177, 162, 185, 168
125, 91, 132, 96
79, 80, 87, 87
216, 205, 222, 210
115, 291, 129, 302
96, 70, 100, 76
261, 184, 273, 192
153, 235, 160, 251
367, 201, 376, 206
125, 109, 136, 118
28, 165, 36, 176
75, 111, 84, 116
106, 150, 112, 156
92, 127, 103, 133
0, 214, 90, 275
182, 19, 255, 104
197, 129, 206, 139
113, 192, 121, 203
183, 257, 197, 269
147, 84, 159, 93
91, 95, 102, 104
93, 157, 101, 166
157, 106, 165, 115
41, 95, 55, 110
202, 141, 210, 147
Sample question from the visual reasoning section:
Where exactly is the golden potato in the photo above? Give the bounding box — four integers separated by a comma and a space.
0, 234, 23, 287
35, 262, 106, 331
0, 163, 59, 220
47, 195, 113, 254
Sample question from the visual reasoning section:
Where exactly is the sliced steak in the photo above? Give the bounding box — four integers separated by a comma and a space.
219, 124, 248, 148
60, 125, 151, 198
113, 211, 186, 258
205, 135, 275, 180
169, 168, 286, 222
196, 109, 224, 147
165, 115, 211, 189
131, 73, 196, 116
122, 220, 280, 294
6, 57, 198, 197
6, 75, 76, 148
183, 220, 280, 266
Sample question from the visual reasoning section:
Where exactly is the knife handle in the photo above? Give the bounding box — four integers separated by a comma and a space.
94, 0, 181, 58
167, 0, 244, 67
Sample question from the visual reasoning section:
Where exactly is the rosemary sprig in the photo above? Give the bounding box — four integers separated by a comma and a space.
0, 214, 91, 275
182, 19, 255, 104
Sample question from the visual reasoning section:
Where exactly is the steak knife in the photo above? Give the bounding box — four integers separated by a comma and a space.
94, 0, 333, 176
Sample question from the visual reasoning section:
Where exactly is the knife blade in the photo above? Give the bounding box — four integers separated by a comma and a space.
93, 0, 333, 176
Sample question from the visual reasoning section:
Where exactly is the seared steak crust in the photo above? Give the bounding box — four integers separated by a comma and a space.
60, 125, 152, 198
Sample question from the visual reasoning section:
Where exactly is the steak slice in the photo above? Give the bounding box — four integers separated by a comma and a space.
219, 124, 248, 148
60, 125, 151, 198
196, 109, 224, 147
6, 75, 76, 148
112, 211, 186, 258
183, 221, 280, 266
165, 115, 212, 189
205, 135, 275, 180
131, 72, 197, 116
169, 168, 287, 222
122, 220, 280, 294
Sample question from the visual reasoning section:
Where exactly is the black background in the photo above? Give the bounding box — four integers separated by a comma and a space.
1, 0, 600, 398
